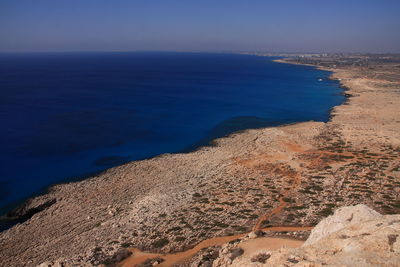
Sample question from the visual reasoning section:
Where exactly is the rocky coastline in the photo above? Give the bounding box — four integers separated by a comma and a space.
1, 54, 399, 267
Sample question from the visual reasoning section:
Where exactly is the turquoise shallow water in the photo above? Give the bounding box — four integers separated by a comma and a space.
0, 52, 344, 224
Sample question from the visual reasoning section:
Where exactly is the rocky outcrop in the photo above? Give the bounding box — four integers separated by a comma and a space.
3, 196, 56, 221
213, 205, 400, 266
304, 204, 381, 246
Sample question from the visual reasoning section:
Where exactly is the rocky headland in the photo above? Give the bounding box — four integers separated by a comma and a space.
0, 54, 399, 267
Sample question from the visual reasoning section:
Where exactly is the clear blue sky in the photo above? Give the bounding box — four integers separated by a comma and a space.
1, 0, 399, 53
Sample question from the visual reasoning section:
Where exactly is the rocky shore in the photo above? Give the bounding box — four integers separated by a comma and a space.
0, 54, 399, 267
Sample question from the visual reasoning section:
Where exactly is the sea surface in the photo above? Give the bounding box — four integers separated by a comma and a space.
0, 52, 344, 224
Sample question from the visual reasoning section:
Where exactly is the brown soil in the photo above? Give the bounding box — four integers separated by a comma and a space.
119, 227, 310, 267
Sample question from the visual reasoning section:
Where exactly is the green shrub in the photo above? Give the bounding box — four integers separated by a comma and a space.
152, 238, 169, 248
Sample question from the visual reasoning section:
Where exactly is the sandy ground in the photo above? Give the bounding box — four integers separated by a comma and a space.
119, 227, 310, 267
120, 237, 304, 267
238, 237, 303, 257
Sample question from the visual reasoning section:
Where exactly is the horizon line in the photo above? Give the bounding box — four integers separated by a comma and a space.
0, 50, 399, 55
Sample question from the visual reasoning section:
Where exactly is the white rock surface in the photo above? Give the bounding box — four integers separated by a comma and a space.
304, 204, 381, 246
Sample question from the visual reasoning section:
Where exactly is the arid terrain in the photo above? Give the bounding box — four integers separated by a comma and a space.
0, 54, 399, 267
211, 204, 400, 266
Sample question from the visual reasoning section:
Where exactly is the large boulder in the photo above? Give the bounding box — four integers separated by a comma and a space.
304, 204, 381, 246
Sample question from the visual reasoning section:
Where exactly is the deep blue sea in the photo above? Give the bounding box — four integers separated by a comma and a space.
0, 52, 344, 222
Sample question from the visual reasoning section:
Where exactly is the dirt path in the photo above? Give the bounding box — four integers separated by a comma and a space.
253, 141, 305, 230
121, 140, 312, 266
238, 237, 304, 257
119, 226, 311, 267
120, 141, 314, 267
